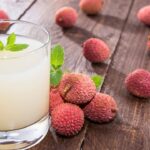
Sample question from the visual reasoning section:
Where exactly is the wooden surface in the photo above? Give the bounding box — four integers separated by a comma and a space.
0, 0, 150, 149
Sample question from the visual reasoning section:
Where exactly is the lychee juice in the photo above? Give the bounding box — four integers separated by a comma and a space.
0, 34, 49, 131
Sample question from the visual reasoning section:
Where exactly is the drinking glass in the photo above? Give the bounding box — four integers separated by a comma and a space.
0, 20, 50, 150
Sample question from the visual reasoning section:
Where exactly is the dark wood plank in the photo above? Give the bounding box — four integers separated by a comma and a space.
0, 0, 35, 19
20, 0, 136, 150
83, 0, 150, 149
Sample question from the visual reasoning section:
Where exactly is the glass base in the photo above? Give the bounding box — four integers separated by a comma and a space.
0, 115, 49, 150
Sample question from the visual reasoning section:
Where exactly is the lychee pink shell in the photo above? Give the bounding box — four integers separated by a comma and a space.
137, 5, 150, 25
83, 38, 110, 63
49, 89, 64, 114
55, 7, 78, 28
83, 93, 118, 123
0, 10, 10, 30
125, 69, 150, 98
59, 73, 96, 105
51, 103, 84, 136
79, 0, 103, 15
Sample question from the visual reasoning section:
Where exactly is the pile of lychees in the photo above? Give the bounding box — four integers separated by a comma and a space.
50, 45, 118, 137
50, 73, 118, 136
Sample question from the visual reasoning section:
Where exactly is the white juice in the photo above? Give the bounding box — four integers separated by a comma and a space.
0, 35, 49, 131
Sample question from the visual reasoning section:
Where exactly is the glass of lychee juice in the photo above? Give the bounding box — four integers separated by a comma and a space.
0, 20, 50, 150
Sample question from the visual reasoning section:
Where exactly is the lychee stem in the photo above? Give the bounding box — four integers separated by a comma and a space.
63, 84, 72, 98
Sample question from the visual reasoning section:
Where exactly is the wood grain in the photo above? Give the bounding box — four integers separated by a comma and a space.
83, 0, 150, 149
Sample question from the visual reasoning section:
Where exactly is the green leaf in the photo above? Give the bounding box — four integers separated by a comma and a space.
0, 41, 4, 50
91, 75, 104, 88
51, 44, 64, 69
7, 33, 16, 46
50, 68, 63, 87
5, 44, 29, 51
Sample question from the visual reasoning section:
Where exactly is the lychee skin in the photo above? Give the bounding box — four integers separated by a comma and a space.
79, 0, 104, 15
83, 93, 118, 123
0, 10, 10, 30
83, 38, 110, 63
125, 69, 150, 98
55, 7, 78, 28
49, 89, 64, 114
59, 73, 96, 105
137, 5, 150, 26
51, 103, 84, 136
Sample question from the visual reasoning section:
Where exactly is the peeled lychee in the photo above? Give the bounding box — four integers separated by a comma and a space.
83, 93, 117, 123
51, 103, 84, 136
79, 0, 104, 15
59, 73, 96, 105
83, 38, 110, 63
137, 5, 150, 26
55, 7, 78, 28
49, 89, 64, 114
125, 69, 150, 98
0, 10, 10, 30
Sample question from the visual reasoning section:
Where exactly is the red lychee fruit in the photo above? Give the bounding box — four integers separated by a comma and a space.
137, 5, 150, 26
49, 89, 64, 114
0, 10, 10, 30
0, 9, 10, 31
51, 103, 84, 136
83, 38, 110, 63
59, 73, 96, 105
79, 0, 104, 15
83, 93, 117, 123
55, 7, 78, 28
125, 69, 150, 98
83, 93, 118, 123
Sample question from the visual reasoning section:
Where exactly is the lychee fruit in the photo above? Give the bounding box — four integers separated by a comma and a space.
59, 73, 96, 105
0, 10, 10, 30
83, 93, 118, 123
55, 7, 78, 28
137, 5, 150, 26
125, 69, 150, 98
79, 0, 104, 15
49, 88, 64, 114
51, 103, 84, 136
83, 38, 110, 63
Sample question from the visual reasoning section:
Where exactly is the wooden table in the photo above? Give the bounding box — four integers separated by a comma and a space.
1, 0, 150, 149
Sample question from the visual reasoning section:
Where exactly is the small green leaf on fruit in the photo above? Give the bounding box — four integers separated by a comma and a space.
5, 44, 29, 51
0, 41, 4, 50
51, 44, 64, 69
91, 75, 104, 88
7, 33, 16, 45
50, 68, 63, 87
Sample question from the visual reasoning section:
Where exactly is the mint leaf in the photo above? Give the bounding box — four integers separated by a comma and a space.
91, 75, 104, 88
51, 44, 64, 69
7, 33, 16, 45
50, 68, 63, 87
5, 44, 29, 51
0, 41, 4, 50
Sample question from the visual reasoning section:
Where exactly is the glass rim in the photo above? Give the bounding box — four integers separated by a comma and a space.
0, 19, 50, 59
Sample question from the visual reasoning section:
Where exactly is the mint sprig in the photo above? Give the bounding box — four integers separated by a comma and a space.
0, 41, 4, 50
91, 75, 104, 89
51, 44, 64, 69
5, 44, 29, 51
50, 44, 64, 87
50, 68, 63, 87
0, 33, 29, 52
7, 32, 16, 45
